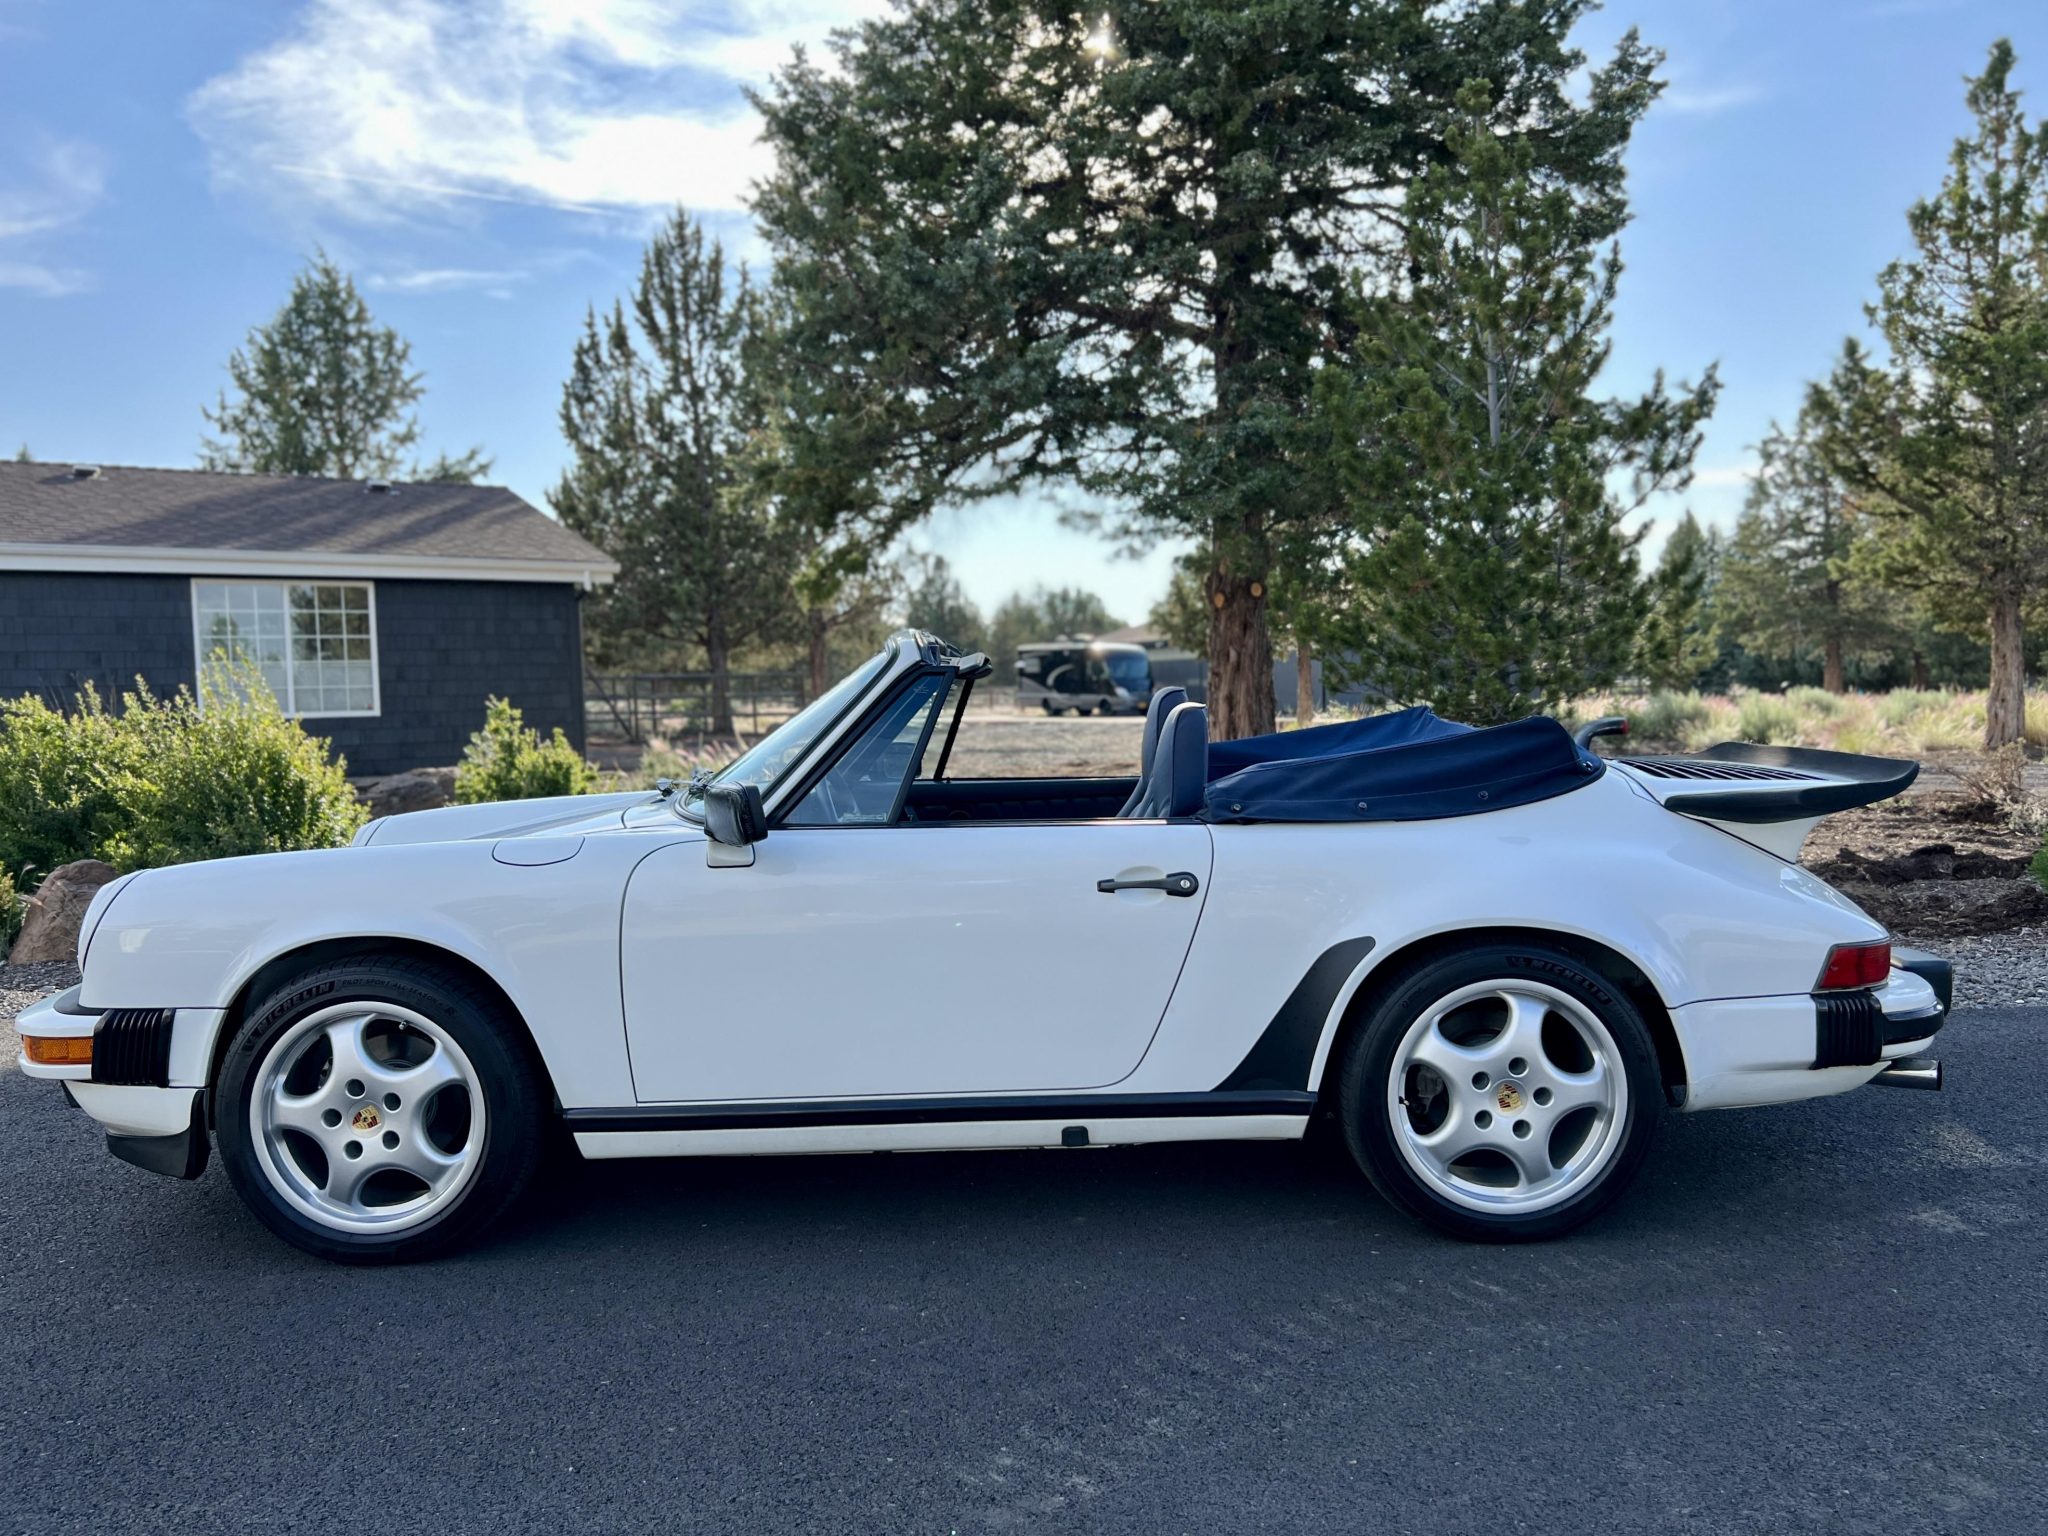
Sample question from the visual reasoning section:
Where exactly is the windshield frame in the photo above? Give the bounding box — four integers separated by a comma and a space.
673, 638, 908, 823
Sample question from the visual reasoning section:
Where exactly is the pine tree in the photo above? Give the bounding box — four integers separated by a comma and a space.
752, 0, 1668, 738
1641, 513, 1720, 691
1305, 82, 1716, 724
552, 211, 790, 737
737, 270, 901, 695
201, 253, 484, 479
901, 553, 987, 654
1809, 40, 2048, 746
1148, 551, 1213, 658
1718, 413, 1896, 693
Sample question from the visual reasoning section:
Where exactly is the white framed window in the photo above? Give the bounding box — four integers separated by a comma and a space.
191, 579, 380, 718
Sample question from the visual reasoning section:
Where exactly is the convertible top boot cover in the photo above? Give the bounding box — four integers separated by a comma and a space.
1202, 714, 1603, 824
1205, 704, 1470, 779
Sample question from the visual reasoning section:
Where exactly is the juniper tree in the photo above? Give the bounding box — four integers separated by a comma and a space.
201, 253, 484, 480
1809, 40, 2048, 747
1304, 82, 1716, 724
552, 211, 789, 736
752, 0, 1669, 738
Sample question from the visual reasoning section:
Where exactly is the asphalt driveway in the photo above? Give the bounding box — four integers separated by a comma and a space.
2, 1008, 2042, 1535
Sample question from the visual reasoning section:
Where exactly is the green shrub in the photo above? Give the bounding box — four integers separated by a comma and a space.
1877, 690, 1948, 729
0, 869, 22, 953
1784, 685, 1843, 719
0, 664, 366, 878
455, 697, 598, 804
1735, 693, 1801, 745
2032, 840, 2048, 894
0, 685, 126, 877
97, 672, 367, 871
1633, 691, 1712, 745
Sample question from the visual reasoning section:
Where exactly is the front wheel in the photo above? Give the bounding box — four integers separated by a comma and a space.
215, 957, 548, 1263
1335, 943, 1661, 1241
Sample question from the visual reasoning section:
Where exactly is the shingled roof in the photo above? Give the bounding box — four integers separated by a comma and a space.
0, 461, 616, 585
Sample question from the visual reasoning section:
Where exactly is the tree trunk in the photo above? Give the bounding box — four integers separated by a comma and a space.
1911, 651, 1930, 690
1822, 635, 1845, 695
1205, 562, 1275, 741
1985, 591, 2027, 749
806, 607, 830, 699
1295, 645, 1316, 726
705, 621, 736, 739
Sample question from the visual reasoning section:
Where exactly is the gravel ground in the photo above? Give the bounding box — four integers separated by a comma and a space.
0, 961, 76, 1024
1900, 928, 2048, 1008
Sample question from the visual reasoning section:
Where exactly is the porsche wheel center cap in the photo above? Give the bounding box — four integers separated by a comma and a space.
1493, 1082, 1525, 1114
351, 1106, 381, 1133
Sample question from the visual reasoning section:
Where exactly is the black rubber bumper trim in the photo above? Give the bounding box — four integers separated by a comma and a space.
1813, 989, 1949, 1069
105, 1089, 210, 1181
564, 1090, 1316, 1135
91, 1007, 176, 1087
1893, 947, 1954, 1016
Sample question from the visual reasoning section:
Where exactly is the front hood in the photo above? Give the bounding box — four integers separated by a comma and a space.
354, 790, 661, 848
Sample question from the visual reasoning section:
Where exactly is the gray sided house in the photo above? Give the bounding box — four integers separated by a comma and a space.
0, 461, 617, 777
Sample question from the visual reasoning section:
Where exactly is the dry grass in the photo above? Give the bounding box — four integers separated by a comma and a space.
1565, 687, 2048, 757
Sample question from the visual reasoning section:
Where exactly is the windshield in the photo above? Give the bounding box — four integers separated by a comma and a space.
681, 649, 890, 814
1103, 650, 1150, 691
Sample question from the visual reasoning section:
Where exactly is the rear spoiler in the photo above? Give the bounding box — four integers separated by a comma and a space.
1615, 742, 1919, 858
1646, 743, 1919, 822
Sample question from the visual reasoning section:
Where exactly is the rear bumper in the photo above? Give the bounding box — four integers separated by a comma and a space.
1674, 954, 1950, 1112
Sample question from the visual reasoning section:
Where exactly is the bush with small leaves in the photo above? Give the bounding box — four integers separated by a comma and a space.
0, 869, 22, 953
455, 697, 598, 804
1735, 693, 1801, 746
0, 663, 366, 877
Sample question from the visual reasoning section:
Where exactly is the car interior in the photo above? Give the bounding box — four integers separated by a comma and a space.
791, 676, 1211, 827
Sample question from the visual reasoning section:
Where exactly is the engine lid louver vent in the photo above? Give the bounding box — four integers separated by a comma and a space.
1621, 757, 1820, 783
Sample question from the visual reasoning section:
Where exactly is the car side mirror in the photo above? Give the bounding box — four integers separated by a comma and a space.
703, 782, 767, 868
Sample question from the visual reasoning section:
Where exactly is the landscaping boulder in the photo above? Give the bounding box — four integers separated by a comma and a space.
8, 859, 120, 966
354, 767, 457, 818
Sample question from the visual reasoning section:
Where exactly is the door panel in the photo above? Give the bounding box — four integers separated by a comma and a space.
621, 822, 1212, 1102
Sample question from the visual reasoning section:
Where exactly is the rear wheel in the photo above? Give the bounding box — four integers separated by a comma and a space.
216, 958, 548, 1264
1335, 943, 1660, 1241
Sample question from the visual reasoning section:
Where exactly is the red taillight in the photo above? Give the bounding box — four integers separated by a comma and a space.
1816, 941, 1891, 991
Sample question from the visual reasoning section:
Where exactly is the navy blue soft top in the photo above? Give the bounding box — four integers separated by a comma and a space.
1201, 709, 1603, 823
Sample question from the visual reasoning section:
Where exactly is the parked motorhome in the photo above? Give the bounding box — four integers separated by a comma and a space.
1015, 639, 1153, 715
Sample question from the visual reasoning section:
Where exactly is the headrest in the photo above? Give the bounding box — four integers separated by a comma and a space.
1138, 686, 1189, 776
1126, 702, 1207, 818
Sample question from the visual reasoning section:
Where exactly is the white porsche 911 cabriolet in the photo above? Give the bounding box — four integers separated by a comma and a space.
18, 631, 1951, 1262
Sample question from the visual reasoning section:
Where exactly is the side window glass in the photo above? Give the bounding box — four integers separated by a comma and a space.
786, 674, 948, 826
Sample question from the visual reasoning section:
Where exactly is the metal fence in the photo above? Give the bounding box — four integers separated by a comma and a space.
586, 670, 811, 745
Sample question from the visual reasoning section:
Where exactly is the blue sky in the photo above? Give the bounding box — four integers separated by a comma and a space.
0, 0, 2042, 621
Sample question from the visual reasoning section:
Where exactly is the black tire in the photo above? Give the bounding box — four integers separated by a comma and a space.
215, 957, 549, 1264
1334, 942, 1660, 1242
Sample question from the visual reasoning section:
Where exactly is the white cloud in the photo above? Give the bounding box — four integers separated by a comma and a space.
187, 0, 884, 226
366, 265, 531, 293
1661, 81, 1765, 118
1689, 462, 1759, 490
0, 135, 107, 294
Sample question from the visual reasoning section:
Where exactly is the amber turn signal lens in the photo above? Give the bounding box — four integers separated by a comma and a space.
1816, 941, 1892, 991
22, 1035, 93, 1067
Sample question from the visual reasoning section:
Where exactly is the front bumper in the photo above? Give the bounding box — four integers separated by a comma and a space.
1673, 951, 1951, 1113
17, 988, 216, 1180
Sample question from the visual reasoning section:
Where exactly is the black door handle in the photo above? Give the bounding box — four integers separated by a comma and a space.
1097, 871, 1201, 897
